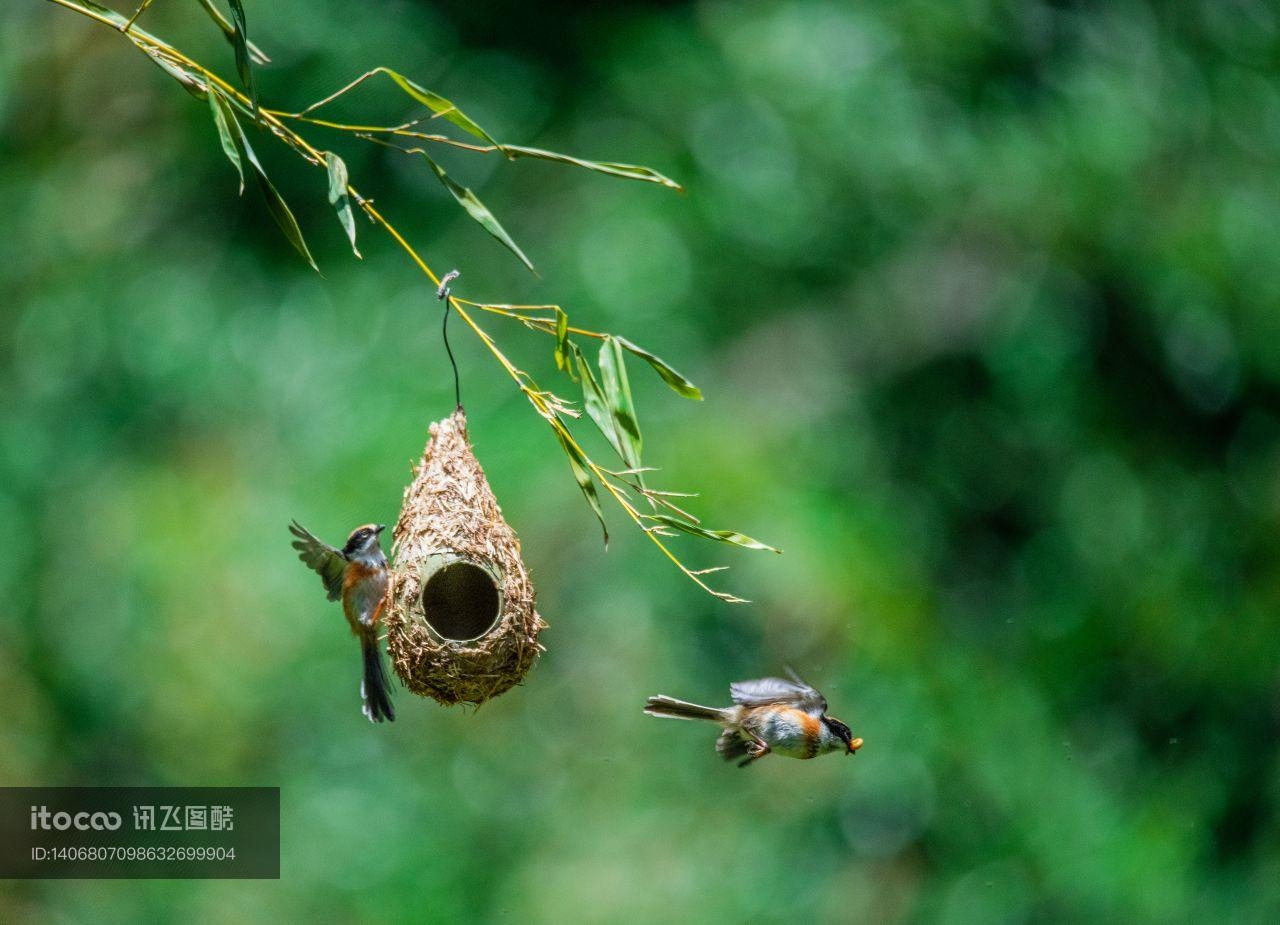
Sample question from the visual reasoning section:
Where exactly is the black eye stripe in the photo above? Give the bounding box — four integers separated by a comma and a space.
342, 529, 374, 555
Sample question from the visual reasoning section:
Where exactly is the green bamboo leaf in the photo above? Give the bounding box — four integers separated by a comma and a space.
502, 144, 681, 191
648, 515, 780, 553
553, 308, 571, 374
572, 344, 619, 457
381, 69, 501, 148
139, 46, 206, 98
231, 120, 318, 272
74, 0, 145, 30
251, 169, 317, 272
555, 429, 608, 546
324, 151, 361, 258
614, 336, 703, 400
207, 91, 244, 193
598, 336, 642, 469
572, 344, 645, 484
197, 0, 270, 64
227, 0, 257, 115
420, 151, 534, 273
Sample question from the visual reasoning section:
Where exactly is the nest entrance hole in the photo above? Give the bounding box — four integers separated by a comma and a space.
420, 560, 501, 642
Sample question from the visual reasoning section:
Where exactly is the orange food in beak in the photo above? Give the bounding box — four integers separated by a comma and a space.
847, 737, 864, 754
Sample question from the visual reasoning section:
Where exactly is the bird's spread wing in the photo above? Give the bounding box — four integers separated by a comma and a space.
289, 520, 347, 601
730, 674, 827, 712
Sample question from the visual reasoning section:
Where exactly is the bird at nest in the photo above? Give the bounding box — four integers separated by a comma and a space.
289, 521, 396, 723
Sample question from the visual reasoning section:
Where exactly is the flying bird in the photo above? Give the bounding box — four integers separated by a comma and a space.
289, 520, 396, 723
644, 671, 861, 767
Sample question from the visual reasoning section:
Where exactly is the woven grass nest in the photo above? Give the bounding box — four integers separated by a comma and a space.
386, 407, 546, 706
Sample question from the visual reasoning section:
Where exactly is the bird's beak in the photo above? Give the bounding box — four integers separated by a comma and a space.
376, 524, 387, 533
847, 737, 864, 755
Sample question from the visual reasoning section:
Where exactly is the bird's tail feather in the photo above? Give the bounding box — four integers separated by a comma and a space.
360, 634, 395, 723
644, 695, 729, 723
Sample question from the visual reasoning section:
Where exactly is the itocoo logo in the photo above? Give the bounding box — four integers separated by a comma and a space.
29, 806, 122, 831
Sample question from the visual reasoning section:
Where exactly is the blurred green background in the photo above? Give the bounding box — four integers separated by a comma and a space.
3, 0, 1280, 922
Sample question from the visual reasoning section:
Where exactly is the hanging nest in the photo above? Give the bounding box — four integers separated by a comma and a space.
385, 407, 545, 706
